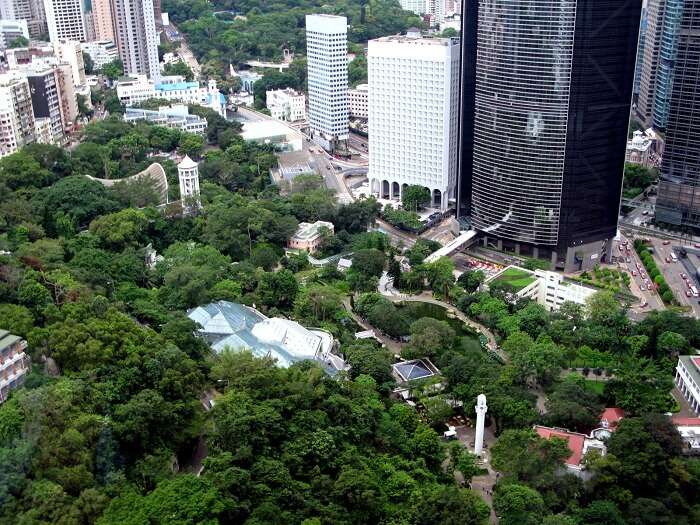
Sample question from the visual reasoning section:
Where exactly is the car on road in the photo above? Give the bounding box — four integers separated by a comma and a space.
640, 285, 646, 291
686, 290, 693, 297
681, 273, 688, 280
663, 240, 671, 245
642, 211, 649, 215
666, 257, 671, 263
695, 243, 700, 249
626, 257, 631, 263
632, 270, 637, 276
640, 300, 648, 308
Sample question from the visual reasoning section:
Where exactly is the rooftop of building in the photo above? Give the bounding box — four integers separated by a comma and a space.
680, 355, 700, 387
240, 120, 302, 141
187, 301, 345, 372
0, 329, 21, 352
391, 358, 441, 384
535, 426, 588, 466
350, 83, 368, 92
490, 266, 537, 292
292, 221, 334, 240
267, 87, 303, 97
600, 407, 625, 429
672, 416, 700, 427
372, 34, 455, 46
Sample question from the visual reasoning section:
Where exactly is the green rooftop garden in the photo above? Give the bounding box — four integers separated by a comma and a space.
492, 267, 537, 291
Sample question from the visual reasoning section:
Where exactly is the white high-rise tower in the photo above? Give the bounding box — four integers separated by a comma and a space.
43, 0, 85, 44
368, 34, 460, 210
474, 394, 487, 456
178, 155, 200, 213
112, 0, 160, 81
305, 14, 349, 152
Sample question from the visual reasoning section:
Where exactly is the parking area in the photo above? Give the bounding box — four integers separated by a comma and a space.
649, 239, 700, 317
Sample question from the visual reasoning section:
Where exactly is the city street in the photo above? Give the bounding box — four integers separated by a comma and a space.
648, 238, 700, 317
614, 236, 664, 313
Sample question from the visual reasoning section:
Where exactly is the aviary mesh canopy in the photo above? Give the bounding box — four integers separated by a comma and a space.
394, 361, 433, 381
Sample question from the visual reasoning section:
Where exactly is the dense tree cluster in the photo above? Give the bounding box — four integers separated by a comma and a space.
163, 0, 424, 82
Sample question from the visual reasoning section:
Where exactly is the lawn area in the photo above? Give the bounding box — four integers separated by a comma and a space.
492, 267, 536, 291
584, 380, 606, 395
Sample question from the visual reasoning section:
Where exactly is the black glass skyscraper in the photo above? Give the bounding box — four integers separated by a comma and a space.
655, 0, 700, 230
458, 0, 642, 272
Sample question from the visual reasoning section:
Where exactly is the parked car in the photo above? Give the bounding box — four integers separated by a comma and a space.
681, 273, 688, 280
663, 240, 671, 245
640, 285, 646, 291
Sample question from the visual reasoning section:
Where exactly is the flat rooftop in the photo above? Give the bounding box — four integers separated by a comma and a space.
372, 35, 455, 46
490, 266, 537, 292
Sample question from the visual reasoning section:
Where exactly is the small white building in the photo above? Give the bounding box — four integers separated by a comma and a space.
348, 83, 368, 119
81, 40, 119, 70
672, 416, 700, 454
265, 88, 306, 122
0, 329, 30, 404
676, 355, 700, 416
625, 128, 662, 168
240, 120, 304, 152
230, 66, 263, 93
486, 265, 597, 311
0, 19, 28, 50
288, 220, 334, 254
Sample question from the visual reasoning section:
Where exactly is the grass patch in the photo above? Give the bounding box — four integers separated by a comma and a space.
583, 380, 605, 395
492, 267, 536, 291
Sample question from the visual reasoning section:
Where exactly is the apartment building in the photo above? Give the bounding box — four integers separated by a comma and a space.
43, 0, 86, 44
0, 72, 34, 156
266, 88, 306, 122
0, 329, 30, 404
348, 83, 368, 119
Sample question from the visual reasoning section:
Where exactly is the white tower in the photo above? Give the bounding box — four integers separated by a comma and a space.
178, 155, 200, 213
305, 14, 349, 152
474, 394, 488, 457
367, 34, 460, 210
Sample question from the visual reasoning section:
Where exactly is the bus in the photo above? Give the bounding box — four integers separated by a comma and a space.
691, 285, 698, 297
671, 252, 678, 262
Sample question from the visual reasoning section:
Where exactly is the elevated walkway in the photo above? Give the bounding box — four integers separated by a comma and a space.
424, 230, 478, 263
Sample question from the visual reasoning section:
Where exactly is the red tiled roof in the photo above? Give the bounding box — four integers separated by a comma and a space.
600, 407, 625, 428
535, 426, 586, 466
693, 356, 700, 370
671, 416, 700, 427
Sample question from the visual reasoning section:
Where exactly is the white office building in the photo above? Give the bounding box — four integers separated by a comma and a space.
0, 19, 28, 49
368, 34, 460, 210
348, 83, 368, 119
43, 0, 85, 44
112, 0, 160, 81
305, 14, 349, 152
81, 40, 119, 70
266, 88, 306, 122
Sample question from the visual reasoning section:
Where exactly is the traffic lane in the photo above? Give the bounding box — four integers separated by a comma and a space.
650, 239, 700, 317
615, 237, 662, 311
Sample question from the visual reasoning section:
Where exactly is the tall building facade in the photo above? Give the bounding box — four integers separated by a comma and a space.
43, 0, 86, 44
112, 0, 160, 80
90, 0, 115, 43
655, 0, 700, 229
368, 34, 460, 210
0, 72, 35, 156
27, 66, 64, 143
305, 14, 349, 152
459, 0, 642, 272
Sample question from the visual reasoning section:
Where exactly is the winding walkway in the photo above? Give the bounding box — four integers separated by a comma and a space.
383, 293, 506, 362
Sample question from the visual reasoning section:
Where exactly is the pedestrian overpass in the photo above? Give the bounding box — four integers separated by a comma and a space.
424, 230, 479, 263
